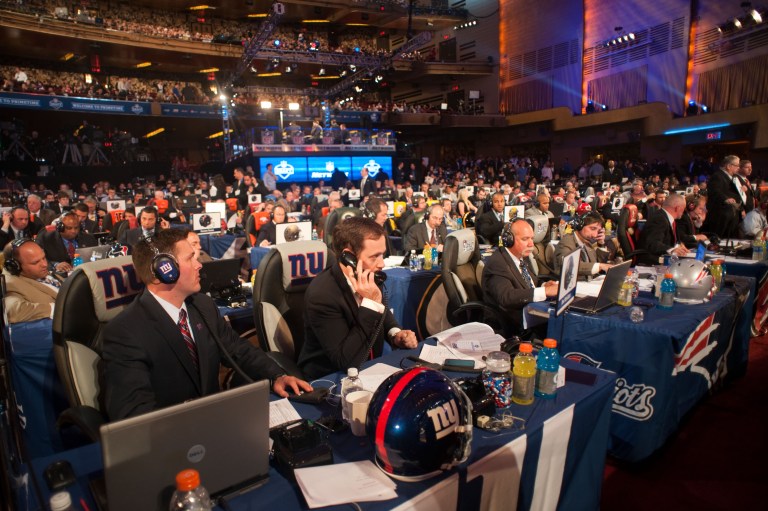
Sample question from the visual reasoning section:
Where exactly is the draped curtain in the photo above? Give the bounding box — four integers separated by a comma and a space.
697, 54, 768, 112
500, 78, 553, 115
587, 66, 648, 110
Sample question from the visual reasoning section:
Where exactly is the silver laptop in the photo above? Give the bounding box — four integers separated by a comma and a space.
101, 380, 270, 511
76, 244, 113, 262
568, 260, 632, 314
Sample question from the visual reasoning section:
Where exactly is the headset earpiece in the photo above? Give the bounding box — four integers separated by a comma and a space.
146, 238, 180, 284
4, 238, 31, 276
500, 222, 515, 247
570, 214, 585, 231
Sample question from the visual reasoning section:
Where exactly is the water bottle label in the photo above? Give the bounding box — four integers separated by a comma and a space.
535, 370, 558, 396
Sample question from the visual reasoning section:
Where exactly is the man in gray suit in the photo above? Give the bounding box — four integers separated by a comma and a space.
554, 212, 616, 281
403, 204, 448, 253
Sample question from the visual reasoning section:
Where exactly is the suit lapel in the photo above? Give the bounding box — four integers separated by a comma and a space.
139, 293, 202, 393
185, 302, 213, 394
330, 264, 361, 325
500, 249, 530, 289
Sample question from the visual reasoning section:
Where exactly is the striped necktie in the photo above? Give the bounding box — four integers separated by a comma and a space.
519, 259, 535, 289
177, 309, 199, 371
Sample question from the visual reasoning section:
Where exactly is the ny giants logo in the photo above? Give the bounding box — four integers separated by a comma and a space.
426, 399, 459, 440
612, 378, 656, 421
287, 252, 325, 284
96, 264, 144, 309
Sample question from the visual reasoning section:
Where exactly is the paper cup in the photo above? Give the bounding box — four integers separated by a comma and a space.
347, 390, 373, 436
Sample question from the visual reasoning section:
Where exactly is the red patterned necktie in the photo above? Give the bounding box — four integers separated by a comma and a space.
430, 228, 436, 245
672, 220, 677, 244
177, 309, 199, 370
67, 240, 75, 260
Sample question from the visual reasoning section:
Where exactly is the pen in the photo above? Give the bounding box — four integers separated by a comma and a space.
80, 498, 91, 511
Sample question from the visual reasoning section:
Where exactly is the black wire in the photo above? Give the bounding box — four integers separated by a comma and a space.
353, 286, 389, 370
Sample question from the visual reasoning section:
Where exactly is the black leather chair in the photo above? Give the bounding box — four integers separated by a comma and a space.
441, 228, 508, 333
253, 240, 335, 377
322, 207, 361, 247
52, 256, 143, 441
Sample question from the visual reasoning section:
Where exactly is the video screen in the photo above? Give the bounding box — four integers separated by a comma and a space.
260, 157, 308, 183
307, 156, 352, 182
351, 156, 392, 181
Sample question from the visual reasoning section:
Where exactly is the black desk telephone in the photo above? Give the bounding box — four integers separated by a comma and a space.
340, 250, 387, 285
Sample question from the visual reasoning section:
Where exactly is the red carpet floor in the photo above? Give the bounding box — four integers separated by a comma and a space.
600, 335, 768, 510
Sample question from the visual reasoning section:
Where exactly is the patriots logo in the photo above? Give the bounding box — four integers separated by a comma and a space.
672, 313, 720, 384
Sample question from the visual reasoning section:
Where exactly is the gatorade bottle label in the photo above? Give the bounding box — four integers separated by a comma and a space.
512, 373, 534, 403
535, 370, 558, 396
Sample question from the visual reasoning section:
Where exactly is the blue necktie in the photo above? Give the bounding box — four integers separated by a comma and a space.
520, 259, 534, 289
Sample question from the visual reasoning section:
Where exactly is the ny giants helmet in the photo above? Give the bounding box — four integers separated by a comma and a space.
366, 367, 473, 482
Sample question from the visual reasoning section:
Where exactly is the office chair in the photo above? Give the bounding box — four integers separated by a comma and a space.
322, 207, 361, 246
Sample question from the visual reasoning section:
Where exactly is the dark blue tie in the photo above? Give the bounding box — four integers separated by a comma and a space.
520, 259, 534, 288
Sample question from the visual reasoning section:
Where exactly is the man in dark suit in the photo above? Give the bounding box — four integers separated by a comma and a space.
72, 203, 98, 234
358, 167, 376, 197
299, 217, 417, 379
678, 194, 709, 248
637, 193, 690, 265
702, 155, 743, 239
35, 212, 97, 273
256, 205, 287, 246
403, 204, 448, 253
119, 206, 170, 252
735, 159, 756, 214
0, 207, 41, 248
601, 160, 622, 185
475, 192, 506, 245
554, 212, 615, 280
232, 167, 249, 210
100, 228, 310, 420
482, 219, 559, 334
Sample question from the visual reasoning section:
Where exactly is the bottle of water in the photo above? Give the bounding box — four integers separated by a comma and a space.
431, 246, 438, 267
511, 343, 536, 405
658, 272, 676, 310
456, 216, 463, 229
340, 368, 363, 423
169, 469, 213, 510
534, 339, 560, 399
50, 491, 74, 511
72, 253, 83, 268
409, 250, 418, 271
311, 228, 318, 241
753, 238, 764, 261
617, 270, 634, 307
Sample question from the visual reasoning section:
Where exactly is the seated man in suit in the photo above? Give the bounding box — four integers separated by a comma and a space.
256, 205, 287, 247
72, 203, 98, 234
119, 206, 170, 252
27, 194, 57, 227
475, 192, 506, 245
299, 217, 417, 379
0, 206, 42, 247
554, 212, 616, 281
482, 220, 559, 335
366, 198, 397, 257
637, 193, 690, 265
525, 193, 555, 219
2, 239, 61, 324
678, 194, 710, 247
403, 203, 448, 253
35, 212, 97, 273
100, 229, 311, 420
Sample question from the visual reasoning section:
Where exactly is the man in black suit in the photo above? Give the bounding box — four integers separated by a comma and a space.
735, 159, 756, 214
0, 207, 41, 248
482, 220, 559, 334
72, 203, 98, 234
403, 204, 448, 253
100, 229, 310, 420
35, 212, 97, 272
232, 167, 249, 210
358, 167, 376, 197
702, 155, 743, 239
678, 194, 709, 248
299, 217, 417, 379
119, 206, 170, 252
256, 205, 287, 246
475, 192, 506, 245
601, 160, 622, 185
637, 193, 690, 265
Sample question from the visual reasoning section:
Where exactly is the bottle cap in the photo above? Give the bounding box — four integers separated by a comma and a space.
626, 270, 633, 276
664, 272, 673, 279
176, 469, 201, 491
519, 343, 533, 353
347, 367, 358, 377
50, 491, 72, 511
543, 338, 557, 348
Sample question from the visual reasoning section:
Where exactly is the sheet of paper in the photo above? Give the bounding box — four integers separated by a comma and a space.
269, 398, 301, 429
430, 322, 495, 343
358, 363, 400, 393
575, 277, 604, 298
383, 256, 405, 268
419, 344, 480, 368
295, 460, 398, 508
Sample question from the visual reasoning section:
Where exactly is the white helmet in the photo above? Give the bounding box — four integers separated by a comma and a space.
669, 259, 713, 302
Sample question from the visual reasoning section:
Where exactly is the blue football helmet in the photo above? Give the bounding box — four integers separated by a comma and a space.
365, 367, 473, 481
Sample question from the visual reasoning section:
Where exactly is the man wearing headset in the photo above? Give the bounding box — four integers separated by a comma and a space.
366, 198, 398, 257
482, 219, 559, 335
300, 217, 417, 380
256, 204, 287, 247
2, 239, 60, 324
403, 203, 447, 253
553, 212, 616, 281
35, 212, 98, 273
474, 192, 506, 245
100, 229, 311, 420
0, 207, 41, 247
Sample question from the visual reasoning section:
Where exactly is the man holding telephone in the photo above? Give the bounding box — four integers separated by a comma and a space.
299, 217, 418, 379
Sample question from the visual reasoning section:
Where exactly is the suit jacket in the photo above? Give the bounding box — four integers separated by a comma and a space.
30, 208, 57, 227
3, 271, 58, 324
677, 210, 700, 249
0, 226, 36, 248
233, 179, 249, 209
403, 222, 448, 253
80, 218, 98, 234
637, 210, 677, 265
256, 221, 277, 245
554, 233, 612, 279
475, 210, 505, 245
481, 248, 538, 331
299, 264, 399, 380
36, 230, 97, 265
119, 227, 156, 251
358, 177, 375, 197
100, 291, 284, 420
735, 174, 756, 213
702, 169, 742, 238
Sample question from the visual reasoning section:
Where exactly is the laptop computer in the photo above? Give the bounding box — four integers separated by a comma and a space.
199, 257, 243, 294
568, 260, 632, 314
76, 244, 113, 262
100, 380, 270, 511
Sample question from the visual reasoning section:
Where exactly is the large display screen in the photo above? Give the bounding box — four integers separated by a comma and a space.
351, 156, 392, 181
260, 157, 308, 183
307, 156, 352, 181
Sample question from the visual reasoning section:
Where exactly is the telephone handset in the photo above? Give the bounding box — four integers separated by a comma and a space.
340, 251, 387, 285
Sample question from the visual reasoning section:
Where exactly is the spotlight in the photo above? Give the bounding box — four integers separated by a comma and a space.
701, 104, 709, 113
273, 39, 281, 47
285, 65, 293, 73
750, 9, 762, 23
600, 104, 608, 111
260, 100, 272, 109
318, 67, 326, 76
349, 64, 356, 72
219, 94, 227, 102
734, 18, 743, 29
586, 100, 596, 114
686, 100, 699, 116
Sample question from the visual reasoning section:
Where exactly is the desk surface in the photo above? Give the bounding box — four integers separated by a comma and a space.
28, 351, 615, 511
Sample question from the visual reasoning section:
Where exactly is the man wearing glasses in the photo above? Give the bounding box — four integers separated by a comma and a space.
403, 204, 447, 253
702, 155, 743, 239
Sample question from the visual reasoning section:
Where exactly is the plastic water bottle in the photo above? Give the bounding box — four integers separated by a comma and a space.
658, 272, 676, 310
753, 238, 764, 261
169, 469, 213, 510
456, 217, 463, 229
534, 339, 560, 399
340, 368, 363, 423
50, 491, 74, 511
512, 343, 536, 405
311, 228, 318, 241
617, 270, 634, 307
72, 253, 83, 268
720, 260, 727, 287
409, 250, 418, 271
431, 246, 438, 267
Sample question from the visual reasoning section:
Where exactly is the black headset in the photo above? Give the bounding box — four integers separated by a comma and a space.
570, 211, 604, 232
500, 219, 534, 248
145, 237, 180, 284
3, 238, 33, 276
56, 212, 80, 233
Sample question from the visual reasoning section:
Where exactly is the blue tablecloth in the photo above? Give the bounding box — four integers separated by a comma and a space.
721, 258, 768, 333
531, 276, 753, 461
199, 233, 246, 259
26, 350, 616, 511
383, 267, 441, 334
249, 246, 273, 271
